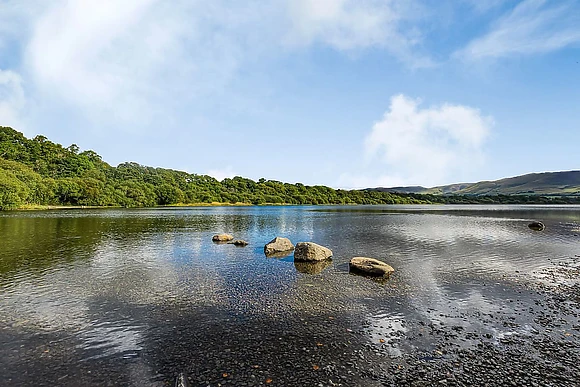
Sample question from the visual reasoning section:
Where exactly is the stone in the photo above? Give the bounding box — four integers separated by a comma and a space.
264, 237, 295, 256
294, 242, 333, 262
212, 233, 234, 242
349, 257, 394, 277
528, 221, 545, 231
229, 240, 248, 247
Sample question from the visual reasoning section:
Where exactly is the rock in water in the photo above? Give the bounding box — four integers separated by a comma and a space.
528, 221, 545, 231
294, 242, 333, 261
349, 257, 394, 277
264, 237, 295, 256
229, 240, 249, 247
212, 233, 234, 242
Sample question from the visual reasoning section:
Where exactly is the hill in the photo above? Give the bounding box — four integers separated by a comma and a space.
2, 127, 579, 209
373, 171, 580, 196
0, 126, 426, 209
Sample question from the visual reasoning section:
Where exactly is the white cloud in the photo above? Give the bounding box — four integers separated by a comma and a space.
457, 0, 580, 60
0, 0, 435, 133
25, 0, 198, 124
287, 0, 434, 68
0, 69, 25, 129
206, 166, 237, 182
358, 94, 493, 187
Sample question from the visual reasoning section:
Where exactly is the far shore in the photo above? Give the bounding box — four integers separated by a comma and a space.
14, 202, 315, 211
11, 201, 579, 212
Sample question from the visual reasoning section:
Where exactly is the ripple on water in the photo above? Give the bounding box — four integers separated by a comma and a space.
76, 320, 145, 361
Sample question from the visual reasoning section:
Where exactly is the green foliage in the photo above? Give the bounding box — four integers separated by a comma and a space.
0, 169, 30, 209
1, 126, 578, 210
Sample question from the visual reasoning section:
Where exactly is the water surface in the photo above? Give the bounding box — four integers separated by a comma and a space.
1, 205, 578, 385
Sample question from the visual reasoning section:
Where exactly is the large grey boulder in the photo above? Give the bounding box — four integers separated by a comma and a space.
212, 233, 234, 242
349, 257, 394, 277
294, 242, 333, 262
264, 237, 294, 256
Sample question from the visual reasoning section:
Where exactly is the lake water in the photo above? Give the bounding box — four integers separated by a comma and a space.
0, 205, 579, 386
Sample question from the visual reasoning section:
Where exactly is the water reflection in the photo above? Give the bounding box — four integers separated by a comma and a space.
294, 260, 332, 274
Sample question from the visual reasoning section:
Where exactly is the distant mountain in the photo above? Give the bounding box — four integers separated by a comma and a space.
380, 186, 428, 194
372, 171, 580, 196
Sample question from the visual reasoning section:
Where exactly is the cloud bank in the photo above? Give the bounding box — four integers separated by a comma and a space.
352, 94, 493, 188
0, 0, 430, 131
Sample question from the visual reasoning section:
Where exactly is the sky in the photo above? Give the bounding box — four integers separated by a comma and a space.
0, 0, 579, 188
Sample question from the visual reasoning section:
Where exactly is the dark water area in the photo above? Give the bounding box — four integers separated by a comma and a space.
0, 205, 579, 386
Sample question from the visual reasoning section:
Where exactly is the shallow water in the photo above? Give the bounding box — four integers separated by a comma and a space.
0, 205, 579, 386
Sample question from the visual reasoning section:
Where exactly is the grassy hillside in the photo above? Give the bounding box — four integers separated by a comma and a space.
376, 171, 580, 196
453, 171, 580, 195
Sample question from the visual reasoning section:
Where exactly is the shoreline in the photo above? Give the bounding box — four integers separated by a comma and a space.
12, 202, 357, 211
8, 201, 580, 212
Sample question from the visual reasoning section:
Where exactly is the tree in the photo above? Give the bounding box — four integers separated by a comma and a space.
0, 170, 30, 209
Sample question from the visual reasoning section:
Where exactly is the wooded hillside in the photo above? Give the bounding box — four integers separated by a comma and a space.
0, 127, 426, 209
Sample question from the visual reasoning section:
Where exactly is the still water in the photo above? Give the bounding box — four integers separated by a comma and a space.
0, 205, 579, 386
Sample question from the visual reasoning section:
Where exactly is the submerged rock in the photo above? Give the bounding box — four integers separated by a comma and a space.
528, 221, 545, 231
294, 260, 332, 274
264, 237, 294, 256
212, 233, 234, 242
349, 257, 394, 277
294, 242, 333, 262
229, 239, 249, 247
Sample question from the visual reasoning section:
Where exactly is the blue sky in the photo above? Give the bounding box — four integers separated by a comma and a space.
0, 0, 579, 188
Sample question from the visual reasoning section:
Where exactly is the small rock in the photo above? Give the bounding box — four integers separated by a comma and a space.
528, 221, 545, 231
229, 240, 248, 247
294, 242, 332, 262
349, 257, 394, 277
264, 237, 295, 256
212, 233, 234, 242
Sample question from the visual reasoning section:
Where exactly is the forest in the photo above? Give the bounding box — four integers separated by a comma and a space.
1, 127, 578, 210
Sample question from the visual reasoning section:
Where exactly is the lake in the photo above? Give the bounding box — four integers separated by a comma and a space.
1, 205, 579, 386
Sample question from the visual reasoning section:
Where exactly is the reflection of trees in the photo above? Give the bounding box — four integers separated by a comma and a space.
0, 211, 249, 284
0, 215, 104, 280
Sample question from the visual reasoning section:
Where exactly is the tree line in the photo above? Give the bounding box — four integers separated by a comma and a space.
1, 127, 578, 210
0, 127, 428, 209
